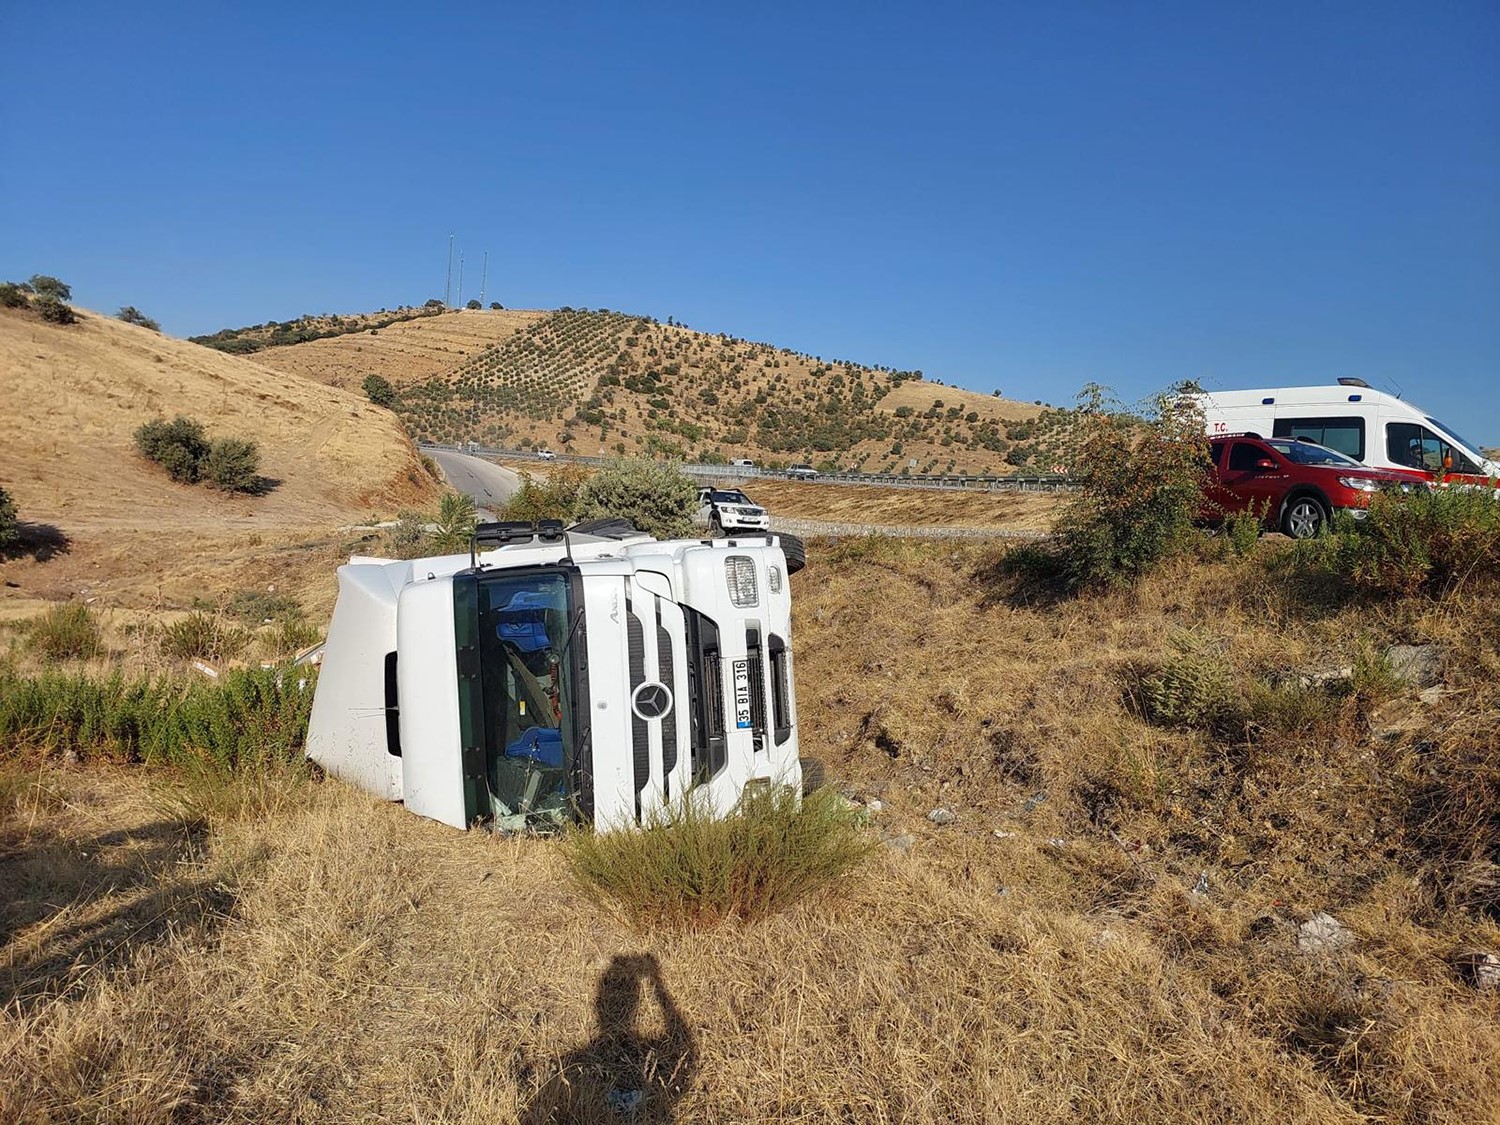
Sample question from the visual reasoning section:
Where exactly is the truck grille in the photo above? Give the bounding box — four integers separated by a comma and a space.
627, 609, 647, 817
657, 623, 677, 790
745, 628, 768, 752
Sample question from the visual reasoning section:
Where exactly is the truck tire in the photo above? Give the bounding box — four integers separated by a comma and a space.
799, 756, 826, 795
779, 532, 806, 575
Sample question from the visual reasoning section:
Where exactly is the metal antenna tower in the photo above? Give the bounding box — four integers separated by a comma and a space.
457, 252, 465, 307
444, 233, 454, 308
479, 251, 488, 307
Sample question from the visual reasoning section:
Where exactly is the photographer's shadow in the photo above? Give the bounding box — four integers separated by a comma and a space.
524, 953, 698, 1124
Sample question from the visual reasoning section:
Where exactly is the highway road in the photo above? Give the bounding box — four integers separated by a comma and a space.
427, 449, 522, 518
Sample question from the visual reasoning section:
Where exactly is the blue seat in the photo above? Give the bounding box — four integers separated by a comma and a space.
504, 725, 563, 769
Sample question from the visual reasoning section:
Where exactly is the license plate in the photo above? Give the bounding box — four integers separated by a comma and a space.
732, 659, 753, 729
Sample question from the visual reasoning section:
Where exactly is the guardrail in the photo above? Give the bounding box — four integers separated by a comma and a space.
421, 443, 1074, 494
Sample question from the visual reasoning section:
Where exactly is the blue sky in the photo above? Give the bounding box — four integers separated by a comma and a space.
3, 2, 1497, 440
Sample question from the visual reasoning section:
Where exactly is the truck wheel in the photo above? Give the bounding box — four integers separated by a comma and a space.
799, 756, 826, 795
1280, 496, 1328, 539
779, 532, 806, 574
709, 515, 723, 536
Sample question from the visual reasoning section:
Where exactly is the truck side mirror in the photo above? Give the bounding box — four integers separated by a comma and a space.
1255, 458, 1277, 471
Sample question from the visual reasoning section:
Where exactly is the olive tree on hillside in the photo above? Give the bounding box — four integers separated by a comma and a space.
362, 374, 398, 408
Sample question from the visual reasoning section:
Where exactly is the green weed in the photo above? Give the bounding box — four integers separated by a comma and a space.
564, 785, 875, 930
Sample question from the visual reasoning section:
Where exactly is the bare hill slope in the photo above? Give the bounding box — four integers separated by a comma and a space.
256, 307, 1069, 475
0, 307, 438, 534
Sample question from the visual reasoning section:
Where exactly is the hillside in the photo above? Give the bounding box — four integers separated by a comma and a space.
254, 307, 1083, 475
0, 305, 439, 604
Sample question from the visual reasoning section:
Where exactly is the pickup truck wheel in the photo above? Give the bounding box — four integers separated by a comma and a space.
709, 515, 723, 536
779, 532, 806, 575
1280, 496, 1328, 539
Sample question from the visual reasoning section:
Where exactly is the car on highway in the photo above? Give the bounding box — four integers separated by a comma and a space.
536, 449, 556, 461
694, 488, 770, 535
1203, 433, 1428, 538
786, 464, 817, 480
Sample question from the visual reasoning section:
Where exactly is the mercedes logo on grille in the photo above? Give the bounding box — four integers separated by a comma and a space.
631, 681, 674, 721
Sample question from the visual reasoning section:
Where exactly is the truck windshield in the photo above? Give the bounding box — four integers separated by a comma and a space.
475, 571, 578, 830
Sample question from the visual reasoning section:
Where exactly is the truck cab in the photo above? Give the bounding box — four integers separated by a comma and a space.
306, 522, 803, 831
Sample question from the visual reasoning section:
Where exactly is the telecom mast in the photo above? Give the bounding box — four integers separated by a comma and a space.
479, 251, 488, 307
444, 233, 454, 308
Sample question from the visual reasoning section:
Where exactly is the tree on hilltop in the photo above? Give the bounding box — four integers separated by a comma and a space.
29, 275, 71, 301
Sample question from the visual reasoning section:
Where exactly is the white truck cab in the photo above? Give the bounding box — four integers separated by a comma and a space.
306, 520, 803, 831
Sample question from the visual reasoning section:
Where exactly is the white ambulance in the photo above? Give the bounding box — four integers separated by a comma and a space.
1196, 380, 1497, 485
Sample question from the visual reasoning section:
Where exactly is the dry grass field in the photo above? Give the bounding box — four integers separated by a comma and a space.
744, 479, 1059, 530
3, 536, 1498, 1122
0, 305, 442, 637
0, 307, 437, 534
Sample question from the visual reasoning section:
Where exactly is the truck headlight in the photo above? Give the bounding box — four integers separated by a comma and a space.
1338, 477, 1380, 493
725, 555, 758, 607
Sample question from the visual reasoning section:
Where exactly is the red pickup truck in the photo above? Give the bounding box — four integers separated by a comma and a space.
1204, 433, 1427, 539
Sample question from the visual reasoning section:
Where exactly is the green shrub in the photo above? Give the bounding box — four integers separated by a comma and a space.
465, 299, 481, 310
260, 616, 321, 658
430, 491, 477, 553
1138, 632, 1240, 733
0, 486, 18, 550
383, 510, 430, 558
135, 416, 210, 483
564, 786, 874, 930
117, 306, 160, 331
1053, 386, 1208, 590
1223, 500, 1267, 557
1300, 486, 1500, 598
573, 458, 697, 539
225, 588, 303, 625
161, 612, 250, 663
0, 282, 28, 309
501, 466, 588, 524
34, 295, 77, 324
203, 437, 261, 492
0, 666, 314, 769
362, 373, 397, 408
26, 602, 105, 661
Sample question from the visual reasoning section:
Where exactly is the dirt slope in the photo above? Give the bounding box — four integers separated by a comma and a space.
0, 307, 437, 536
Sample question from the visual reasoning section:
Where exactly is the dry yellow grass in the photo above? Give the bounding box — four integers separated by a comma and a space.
0, 307, 442, 634
746, 479, 1060, 530
875, 379, 1044, 423
0, 307, 438, 534
4, 539, 1499, 1121
254, 307, 546, 393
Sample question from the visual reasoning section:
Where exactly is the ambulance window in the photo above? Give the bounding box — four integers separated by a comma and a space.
1272, 417, 1364, 460
1387, 423, 1481, 475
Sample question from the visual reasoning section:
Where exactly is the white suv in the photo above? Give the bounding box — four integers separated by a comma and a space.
695, 488, 770, 535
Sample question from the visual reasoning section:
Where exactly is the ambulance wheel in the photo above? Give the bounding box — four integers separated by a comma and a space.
799, 756, 826, 795
780, 533, 806, 575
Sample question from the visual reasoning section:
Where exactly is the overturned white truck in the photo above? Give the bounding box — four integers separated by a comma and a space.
306, 519, 806, 831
